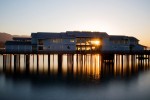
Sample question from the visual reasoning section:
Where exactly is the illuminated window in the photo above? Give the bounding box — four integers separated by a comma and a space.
70, 39, 75, 43
52, 39, 61, 43
91, 40, 100, 45
92, 47, 96, 49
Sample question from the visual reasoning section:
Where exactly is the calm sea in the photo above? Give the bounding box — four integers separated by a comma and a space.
0, 54, 150, 100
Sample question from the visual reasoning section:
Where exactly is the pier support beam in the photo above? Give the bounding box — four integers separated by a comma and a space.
18, 54, 20, 69
26, 54, 30, 73
9, 54, 12, 71
67, 54, 74, 76
14, 54, 17, 72
121, 55, 123, 67
100, 54, 104, 73
43, 54, 44, 70
3, 54, 6, 72
148, 55, 150, 67
58, 54, 62, 75
48, 54, 50, 73
37, 54, 39, 73
33, 54, 34, 67
76, 54, 79, 73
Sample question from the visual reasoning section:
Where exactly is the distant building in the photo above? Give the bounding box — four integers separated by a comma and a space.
5, 31, 145, 53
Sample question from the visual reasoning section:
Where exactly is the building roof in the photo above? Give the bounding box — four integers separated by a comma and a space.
139, 44, 147, 47
13, 37, 31, 41
66, 31, 109, 38
31, 32, 75, 39
110, 35, 128, 40
31, 31, 109, 39
128, 36, 139, 41
5, 41, 31, 45
110, 35, 139, 41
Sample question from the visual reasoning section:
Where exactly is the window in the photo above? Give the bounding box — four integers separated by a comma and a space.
38, 39, 43, 45
124, 39, 128, 44
38, 46, 43, 50
48, 46, 51, 49
32, 46, 37, 51
70, 39, 75, 43
52, 39, 61, 43
67, 46, 70, 49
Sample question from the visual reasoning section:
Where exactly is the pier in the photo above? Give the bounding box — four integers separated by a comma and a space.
0, 50, 150, 76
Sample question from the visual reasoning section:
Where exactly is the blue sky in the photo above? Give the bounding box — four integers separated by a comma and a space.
0, 0, 150, 46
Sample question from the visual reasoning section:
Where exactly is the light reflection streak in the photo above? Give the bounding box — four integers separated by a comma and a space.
0, 54, 150, 81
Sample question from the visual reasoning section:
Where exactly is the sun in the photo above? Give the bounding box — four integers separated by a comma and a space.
94, 41, 100, 45
91, 40, 100, 45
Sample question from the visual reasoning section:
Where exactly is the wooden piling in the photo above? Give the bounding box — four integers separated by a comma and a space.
121, 55, 123, 67
76, 54, 79, 73
33, 54, 34, 68
3, 54, 6, 72
58, 54, 62, 75
43, 54, 44, 72
10, 54, 12, 68
148, 55, 150, 67
71, 54, 74, 67
48, 54, 50, 73
37, 54, 39, 73
18, 54, 20, 69
26, 54, 30, 73
101, 54, 103, 69
14, 54, 17, 72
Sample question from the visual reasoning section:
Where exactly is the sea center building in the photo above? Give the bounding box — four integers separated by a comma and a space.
5, 31, 145, 53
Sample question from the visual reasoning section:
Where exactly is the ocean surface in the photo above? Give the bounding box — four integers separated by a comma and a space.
0, 54, 150, 100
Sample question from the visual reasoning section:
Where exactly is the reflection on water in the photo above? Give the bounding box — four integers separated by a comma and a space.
0, 54, 149, 81
0, 54, 150, 100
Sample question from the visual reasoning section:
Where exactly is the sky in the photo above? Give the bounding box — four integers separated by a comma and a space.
0, 0, 150, 46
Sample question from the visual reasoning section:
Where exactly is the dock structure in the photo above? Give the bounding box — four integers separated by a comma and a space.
5, 31, 147, 55
0, 50, 150, 75
1, 31, 150, 74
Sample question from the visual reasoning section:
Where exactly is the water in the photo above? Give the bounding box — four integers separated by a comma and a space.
0, 54, 150, 100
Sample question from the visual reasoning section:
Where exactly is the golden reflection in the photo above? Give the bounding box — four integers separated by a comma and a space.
1, 54, 150, 80
67, 54, 101, 80
62, 55, 67, 76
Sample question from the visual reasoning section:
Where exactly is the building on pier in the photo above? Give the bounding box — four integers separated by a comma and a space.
31, 32, 76, 52
31, 31, 111, 52
5, 31, 145, 53
5, 37, 32, 52
109, 35, 145, 51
